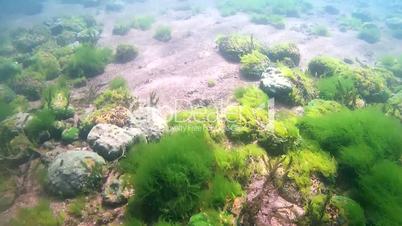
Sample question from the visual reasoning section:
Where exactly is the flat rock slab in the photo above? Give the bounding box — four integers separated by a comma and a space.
87, 123, 144, 161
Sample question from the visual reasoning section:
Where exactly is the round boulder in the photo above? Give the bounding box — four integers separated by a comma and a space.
47, 151, 105, 198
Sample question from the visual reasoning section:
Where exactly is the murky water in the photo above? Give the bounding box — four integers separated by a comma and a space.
1, 1, 402, 226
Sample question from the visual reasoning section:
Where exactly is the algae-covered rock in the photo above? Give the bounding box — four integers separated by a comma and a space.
77, 27, 101, 44
258, 120, 300, 156
5, 134, 37, 166
304, 99, 347, 118
284, 148, 337, 198
0, 113, 31, 139
115, 44, 138, 63
85, 105, 133, 128
87, 124, 145, 161
61, 127, 79, 144
353, 68, 391, 103
225, 106, 269, 143
47, 150, 106, 197
0, 114, 35, 167
240, 50, 270, 80
263, 43, 301, 67
94, 87, 137, 109
217, 35, 259, 62
308, 56, 347, 77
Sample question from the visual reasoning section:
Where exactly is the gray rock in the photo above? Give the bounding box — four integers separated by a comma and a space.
260, 67, 293, 98
47, 151, 105, 198
102, 177, 131, 207
87, 124, 144, 161
129, 107, 167, 142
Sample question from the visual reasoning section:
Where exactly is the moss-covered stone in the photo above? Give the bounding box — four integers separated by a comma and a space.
1, 134, 36, 167
85, 105, 132, 128
353, 68, 391, 103
304, 99, 347, 118
263, 43, 301, 67
225, 105, 269, 143
279, 65, 318, 106
308, 56, 347, 77
94, 87, 137, 109
284, 147, 337, 198
217, 35, 260, 62
61, 127, 79, 144
258, 119, 301, 155
115, 44, 138, 63
240, 50, 270, 80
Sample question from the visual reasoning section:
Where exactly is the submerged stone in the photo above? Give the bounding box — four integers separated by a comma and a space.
47, 150, 106, 198
129, 107, 167, 142
259, 67, 293, 98
87, 124, 144, 161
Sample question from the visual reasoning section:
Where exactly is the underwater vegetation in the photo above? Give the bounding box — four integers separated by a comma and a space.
64, 45, 112, 78
9, 199, 63, 226
308, 55, 396, 108
121, 130, 243, 223
240, 50, 270, 80
131, 15, 156, 31
298, 108, 402, 225
153, 26, 172, 42
115, 44, 138, 64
